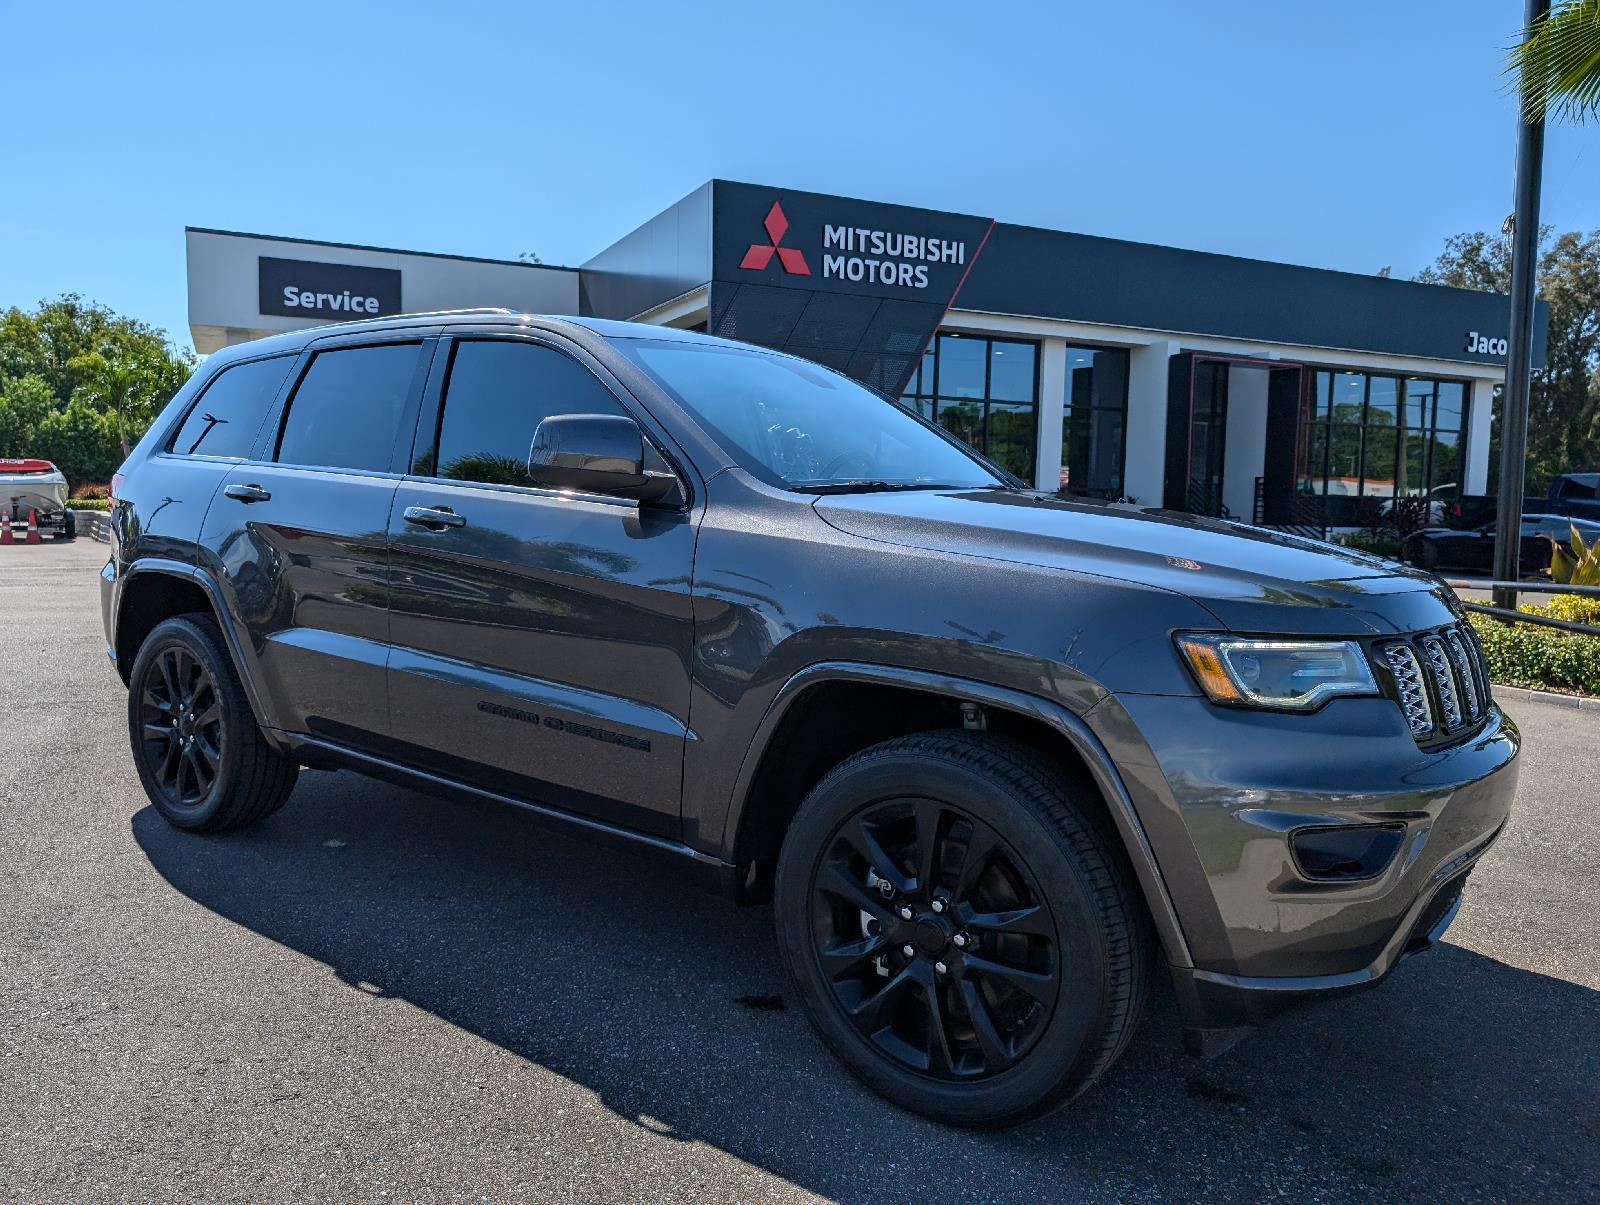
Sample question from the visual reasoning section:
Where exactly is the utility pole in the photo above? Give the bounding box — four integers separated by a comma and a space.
1492, 0, 1549, 609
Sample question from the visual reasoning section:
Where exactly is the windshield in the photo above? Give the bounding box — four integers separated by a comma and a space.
616, 338, 1009, 492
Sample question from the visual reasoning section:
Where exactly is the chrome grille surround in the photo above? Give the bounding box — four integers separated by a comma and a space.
1444, 628, 1484, 721
1420, 634, 1464, 731
1382, 642, 1434, 738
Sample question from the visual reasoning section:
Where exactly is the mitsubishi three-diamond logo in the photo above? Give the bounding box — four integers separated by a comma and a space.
739, 202, 810, 276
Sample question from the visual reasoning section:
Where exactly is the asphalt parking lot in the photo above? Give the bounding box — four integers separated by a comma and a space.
2, 539, 1597, 1202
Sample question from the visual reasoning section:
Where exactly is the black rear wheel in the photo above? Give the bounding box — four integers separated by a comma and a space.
127, 615, 297, 831
775, 731, 1152, 1128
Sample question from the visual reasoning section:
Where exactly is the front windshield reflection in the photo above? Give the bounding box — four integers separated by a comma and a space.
618, 339, 1008, 494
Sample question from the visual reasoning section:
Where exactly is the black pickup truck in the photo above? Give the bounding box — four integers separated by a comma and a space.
1448, 473, 1600, 529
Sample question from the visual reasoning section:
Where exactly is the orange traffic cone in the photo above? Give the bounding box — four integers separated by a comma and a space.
24, 508, 40, 544
0, 512, 11, 544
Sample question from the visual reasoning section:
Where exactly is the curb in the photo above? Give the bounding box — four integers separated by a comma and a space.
1491, 684, 1600, 712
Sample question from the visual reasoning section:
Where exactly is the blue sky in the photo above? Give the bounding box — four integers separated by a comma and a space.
1, 0, 1594, 353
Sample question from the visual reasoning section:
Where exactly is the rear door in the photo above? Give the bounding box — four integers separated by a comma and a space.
199, 331, 435, 750
124, 352, 299, 564
385, 329, 699, 838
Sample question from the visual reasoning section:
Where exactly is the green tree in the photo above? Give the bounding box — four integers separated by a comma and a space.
71, 351, 151, 457
1506, 0, 1600, 124
1416, 228, 1600, 492
0, 373, 54, 453
0, 295, 194, 484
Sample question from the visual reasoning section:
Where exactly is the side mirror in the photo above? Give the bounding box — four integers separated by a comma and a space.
527, 414, 681, 504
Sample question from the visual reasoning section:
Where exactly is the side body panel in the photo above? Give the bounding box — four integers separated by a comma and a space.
386, 481, 698, 837
200, 461, 399, 746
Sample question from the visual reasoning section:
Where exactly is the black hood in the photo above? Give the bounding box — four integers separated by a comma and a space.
813, 489, 1460, 636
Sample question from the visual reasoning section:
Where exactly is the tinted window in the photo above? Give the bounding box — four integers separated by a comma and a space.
276, 343, 420, 472
169, 356, 295, 458
427, 341, 628, 486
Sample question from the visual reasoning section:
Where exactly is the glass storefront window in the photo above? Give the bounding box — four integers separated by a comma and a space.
1366, 376, 1399, 426
1436, 381, 1464, 429
936, 335, 986, 399
1060, 345, 1130, 497
898, 332, 1040, 482
989, 341, 1036, 403
1298, 368, 1467, 521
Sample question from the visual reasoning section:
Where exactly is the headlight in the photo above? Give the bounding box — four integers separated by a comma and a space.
1175, 634, 1378, 711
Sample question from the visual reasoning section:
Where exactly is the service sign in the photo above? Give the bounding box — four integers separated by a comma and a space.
258, 257, 402, 321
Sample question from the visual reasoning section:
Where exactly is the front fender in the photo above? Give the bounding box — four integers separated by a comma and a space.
718, 661, 1194, 969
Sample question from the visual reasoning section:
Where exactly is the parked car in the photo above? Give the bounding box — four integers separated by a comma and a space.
102, 313, 1519, 1128
1548, 472, 1600, 521
0, 458, 74, 539
1400, 513, 1600, 574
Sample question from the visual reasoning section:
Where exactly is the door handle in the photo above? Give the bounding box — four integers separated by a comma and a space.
403, 505, 466, 529
223, 483, 271, 503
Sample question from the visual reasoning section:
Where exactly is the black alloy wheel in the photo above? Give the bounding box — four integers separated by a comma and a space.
137, 643, 224, 810
775, 731, 1151, 1128
126, 614, 298, 832
811, 797, 1059, 1080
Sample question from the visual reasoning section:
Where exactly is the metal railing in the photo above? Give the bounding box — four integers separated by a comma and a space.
1251, 476, 1329, 540
1445, 579, 1600, 638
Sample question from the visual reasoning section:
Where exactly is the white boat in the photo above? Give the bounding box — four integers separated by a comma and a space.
0, 459, 74, 538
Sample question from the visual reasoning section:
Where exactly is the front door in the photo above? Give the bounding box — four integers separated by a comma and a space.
385, 332, 698, 839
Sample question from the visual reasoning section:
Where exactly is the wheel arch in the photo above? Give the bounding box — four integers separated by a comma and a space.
723, 662, 1193, 969
115, 560, 278, 738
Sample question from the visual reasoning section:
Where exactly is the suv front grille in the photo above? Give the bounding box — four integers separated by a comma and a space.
1376, 622, 1490, 743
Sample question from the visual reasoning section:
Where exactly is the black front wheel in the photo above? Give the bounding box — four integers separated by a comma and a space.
127, 614, 297, 832
775, 731, 1152, 1128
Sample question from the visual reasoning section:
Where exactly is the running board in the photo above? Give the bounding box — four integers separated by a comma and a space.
274, 730, 737, 898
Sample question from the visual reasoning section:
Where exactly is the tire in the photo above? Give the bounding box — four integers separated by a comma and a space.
126, 614, 297, 832
61, 511, 76, 540
1418, 541, 1440, 570
774, 731, 1152, 1128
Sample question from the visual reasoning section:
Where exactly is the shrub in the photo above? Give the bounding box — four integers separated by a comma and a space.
1469, 612, 1600, 696
70, 481, 110, 500
1521, 593, 1600, 627
66, 498, 109, 511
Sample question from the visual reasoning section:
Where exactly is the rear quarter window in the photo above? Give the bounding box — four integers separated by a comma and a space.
275, 343, 422, 473
168, 356, 296, 458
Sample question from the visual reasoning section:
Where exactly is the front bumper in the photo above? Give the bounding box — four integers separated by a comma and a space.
1169, 843, 1488, 1055
1085, 692, 1519, 1051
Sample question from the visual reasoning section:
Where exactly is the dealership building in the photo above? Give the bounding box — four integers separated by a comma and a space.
185, 180, 1546, 530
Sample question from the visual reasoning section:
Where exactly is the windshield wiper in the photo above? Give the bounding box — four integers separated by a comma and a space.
792, 480, 1003, 495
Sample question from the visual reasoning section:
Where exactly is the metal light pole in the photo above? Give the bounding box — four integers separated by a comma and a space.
1492, 0, 1549, 610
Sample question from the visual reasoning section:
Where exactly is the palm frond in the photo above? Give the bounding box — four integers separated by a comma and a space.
1505, 0, 1600, 124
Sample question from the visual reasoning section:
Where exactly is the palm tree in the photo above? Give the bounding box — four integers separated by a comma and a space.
74, 351, 149, 457
1506, 0, 1600, 123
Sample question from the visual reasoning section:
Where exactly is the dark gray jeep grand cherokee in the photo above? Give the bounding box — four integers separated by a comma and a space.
103, 312, 1518, 1127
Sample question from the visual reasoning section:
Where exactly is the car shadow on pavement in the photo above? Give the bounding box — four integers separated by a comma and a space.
132, 770, 1600, 1202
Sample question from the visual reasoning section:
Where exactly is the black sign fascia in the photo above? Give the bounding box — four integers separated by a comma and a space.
711, 181, 991, 303
709, 182, 994, 396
